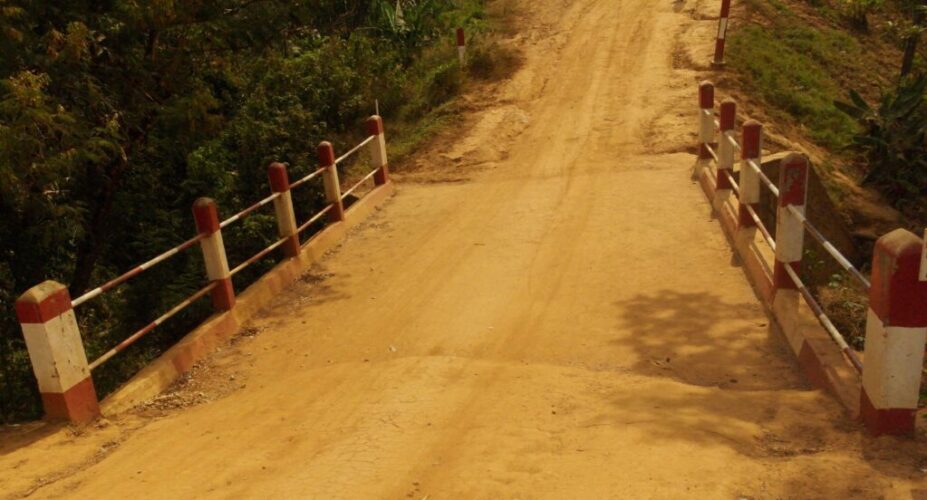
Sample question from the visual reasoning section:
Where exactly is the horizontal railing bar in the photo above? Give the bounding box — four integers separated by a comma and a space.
782, 263, 864, 374
335, 135, 376, 165
704, 143, 719, 164
745, 204, 777, 251
787, 205, 871, 290
296, 204, 334, 235
89, 282, 217, 370
72, 233, 207, 308
341, 168, 379, 200
290, 166, 326, 191
746, 159, 779, 198
229, 236, 289, 277
722, 169, 740, 196
220, 192, 282, 229
725, 134, 741, 150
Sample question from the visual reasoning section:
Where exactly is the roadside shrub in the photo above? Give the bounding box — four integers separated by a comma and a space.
834, 75, 927, 215
425, 60, 463, 108
467, 41, 522, 81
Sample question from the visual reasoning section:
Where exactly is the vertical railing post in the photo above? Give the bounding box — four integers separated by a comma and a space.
456, 28, 466, 65
319, 141, 345, 222
714, 98, 736, 210
698, 81, 715, 165
15, 281, 99, 423
367, 115, 390, 185
193, 198, 235, 311
770, 153, 809, 351
738, 120, 762, 229
268, 162, 300, 257
713, 0, 732, 67
859, 229, 927, 436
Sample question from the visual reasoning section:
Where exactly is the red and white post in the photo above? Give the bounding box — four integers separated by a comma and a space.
268, 162, 300, 258
713, 0, 732, 67
859, 229, 927, 435
738, 120, 763, 229
771, 154, 809, 350
714, 98, 736, 209
318, 141, 345, 222
698, 81, 715, 166
15, 281, 100, 423
193, 198, 235, 311
367, 115, 390, 185
456, 27, 466, 65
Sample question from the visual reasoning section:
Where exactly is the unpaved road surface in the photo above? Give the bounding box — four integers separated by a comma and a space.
2, 0, 926, 498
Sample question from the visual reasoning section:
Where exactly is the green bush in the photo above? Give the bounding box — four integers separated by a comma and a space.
467, 41, 522, 81
835, 76, 927, 213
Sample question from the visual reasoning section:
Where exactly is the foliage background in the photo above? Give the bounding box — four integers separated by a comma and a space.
0, 0, 496, 422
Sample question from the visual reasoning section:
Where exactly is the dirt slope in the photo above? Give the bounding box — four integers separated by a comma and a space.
2, 0, 926, 498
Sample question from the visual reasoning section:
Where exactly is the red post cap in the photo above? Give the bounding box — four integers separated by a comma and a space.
778, 153, 808, 207
192, 197, 220, 234
719, 98, 736, 131
366, 115, 384, 136
317, 141, 335, 167
742, 120, 762, 159
456, 27, 465, 47
699, 81, 714, 110
869, 229, 927, 327
268, 162, 290, 193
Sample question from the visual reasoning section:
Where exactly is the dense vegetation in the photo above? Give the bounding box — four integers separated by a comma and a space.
730, 0, 927, 222
0, 0, 500, 422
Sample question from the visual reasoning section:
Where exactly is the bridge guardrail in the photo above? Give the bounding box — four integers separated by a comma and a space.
696, 81, 927, 436
14, 114, 391, 423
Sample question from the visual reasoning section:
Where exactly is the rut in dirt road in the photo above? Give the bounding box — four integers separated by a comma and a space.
2, 0, 926, 499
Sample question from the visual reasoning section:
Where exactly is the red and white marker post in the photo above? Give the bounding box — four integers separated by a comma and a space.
698, 81, 715, 164
770, 153, 809, 352
456, 27, 466, 65
859, 229, 927, 435
713, 0, 732, 67
318, 141, 345, 222
267, 162, 300, 258
738, 120, 762, 229
193, 198, 235, 311
367, 115, 390, 186
714, 98, 736, 209
15, 281, 100, 423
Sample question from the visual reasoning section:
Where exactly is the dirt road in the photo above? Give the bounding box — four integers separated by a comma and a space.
2, 0, 926, 498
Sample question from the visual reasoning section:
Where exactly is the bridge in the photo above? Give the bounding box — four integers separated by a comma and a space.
3, 0, 927, 497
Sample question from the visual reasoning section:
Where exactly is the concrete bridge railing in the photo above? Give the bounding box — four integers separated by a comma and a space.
15, 115, 393, 424
696, 81, 927, 436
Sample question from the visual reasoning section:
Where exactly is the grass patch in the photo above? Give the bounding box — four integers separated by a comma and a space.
728, 23, 862, 148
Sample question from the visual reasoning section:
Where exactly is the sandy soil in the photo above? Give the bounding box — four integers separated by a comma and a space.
2, 0, 926, 498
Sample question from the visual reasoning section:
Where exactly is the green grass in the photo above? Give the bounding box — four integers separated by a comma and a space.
728, 16, 863, 149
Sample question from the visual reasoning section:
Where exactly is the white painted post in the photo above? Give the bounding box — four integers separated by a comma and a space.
367, 115, 390, 185
318, 141, 345, 222
15, 281, 100, 423
192, 198, 235, 311
267, 162, 300, 257
714, 98, 736, 210
859, 229, 927, 436
456, 28, 466, 65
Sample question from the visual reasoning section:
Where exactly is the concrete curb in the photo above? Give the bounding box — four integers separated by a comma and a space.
101, 182, 397, 415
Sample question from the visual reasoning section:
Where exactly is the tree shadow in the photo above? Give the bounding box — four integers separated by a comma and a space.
591, 289, 927, 492
0, 420, 66, 457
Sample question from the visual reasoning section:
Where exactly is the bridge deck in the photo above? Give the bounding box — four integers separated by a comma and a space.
2, 0, 924, 498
